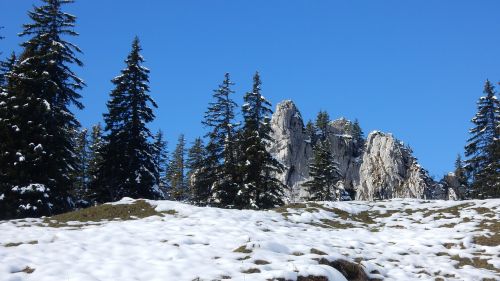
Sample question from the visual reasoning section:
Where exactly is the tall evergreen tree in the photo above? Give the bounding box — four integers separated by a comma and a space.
167, 134, 187, 201
0, 53, 15, 219
465, 80, 500, 198
236, 72, 286, 209
0, 53, 16, 130
202, 73, 239, 207
351, 119, 365, 157
305, 120, 317, 146
0, 52, 16, 90
71, 128, 89, 206
186, 138, 209, 205
454, 154, 469, 199
303, 138, 342, 201
315, 110, 330, 141
153, 130, 168, 195
0, 0, 84, 218
86, 123, 104, 204
92, 37, 160, 203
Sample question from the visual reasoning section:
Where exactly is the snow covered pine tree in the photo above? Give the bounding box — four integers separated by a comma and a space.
303, 138, 342, 201
91, 37, 161, 203
71, 128, 89, 207
0, 0, 84, 219
465, 80, 500, 198
201, 73, 240, 207
167, 134, 187, 201
152, 130, 168, 198
236, 72, 286, 209
186, 137, 209, 205
85, 123, 105, 205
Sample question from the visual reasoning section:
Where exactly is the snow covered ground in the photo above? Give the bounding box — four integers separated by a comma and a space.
1, 198, 499, 281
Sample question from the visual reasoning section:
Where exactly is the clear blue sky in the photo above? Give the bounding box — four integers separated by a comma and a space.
1, 0, 499, 178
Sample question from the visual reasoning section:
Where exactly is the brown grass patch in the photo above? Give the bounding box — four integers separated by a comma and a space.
273, 203, 308, 213
44, 200, 170, 227
310, 248, 327, 255
319, 219, 354, 229
451, 255, 498, 272
473, 207, 496, 217
475, 219, 500, 246
423, 203, 474, 218
233, 245, 252, 254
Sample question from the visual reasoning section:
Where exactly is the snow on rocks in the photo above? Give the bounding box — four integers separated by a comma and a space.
0, 198, 499, 281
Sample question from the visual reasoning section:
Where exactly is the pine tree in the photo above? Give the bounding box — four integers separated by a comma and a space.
0, 53, 16, 127
465, 80, 500, 198
167, 134, 187, 201
351, 119, 365, 157
0, 54, 16, 219
186, 138, 209, 205
86, 123, 104, 204
303, 138, 342, 201
71, 128, 89, 207
454, 154, 469, 199
0, 0, 84, 218
305, 120, 317, 146
92, 37, 160, 203
153, 130, 168, 196
315, 110, 330, 141
0, 52, 16, 90
202, 73, 239, 207
236, 72, 286, 209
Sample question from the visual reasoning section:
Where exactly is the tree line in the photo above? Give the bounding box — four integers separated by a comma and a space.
0, 0, 291, 219
0, 0, 498, 220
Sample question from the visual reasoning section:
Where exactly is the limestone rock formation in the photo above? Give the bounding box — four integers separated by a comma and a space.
325, 118, 362, 194
269, 100, 312, 201
355, 131, 433, 200
269, 100, 440, 201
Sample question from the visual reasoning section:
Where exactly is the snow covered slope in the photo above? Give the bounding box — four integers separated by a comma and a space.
1, 198, 499, 281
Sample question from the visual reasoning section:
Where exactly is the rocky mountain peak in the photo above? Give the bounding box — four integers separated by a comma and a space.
270, 100, 312, 201
356, 131, 431, 200
269, 100, 444, 201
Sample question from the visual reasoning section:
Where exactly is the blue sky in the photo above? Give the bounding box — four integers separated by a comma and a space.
1, 0, 499, 178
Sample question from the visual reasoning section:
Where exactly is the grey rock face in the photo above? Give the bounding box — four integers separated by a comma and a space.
356, 131, 432, 200
325, 118, 362, 193
435, 173, 468, 200
443, 173, 461, 200
270, 100, 312, 201
270, 100, 439, 201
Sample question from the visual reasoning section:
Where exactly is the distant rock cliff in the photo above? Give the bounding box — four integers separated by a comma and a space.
356, 131, 434, 201
270, 100, 444, 201
269, 100, 312, 201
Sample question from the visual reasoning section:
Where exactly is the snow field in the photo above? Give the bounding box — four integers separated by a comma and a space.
0, 198, 499, 281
